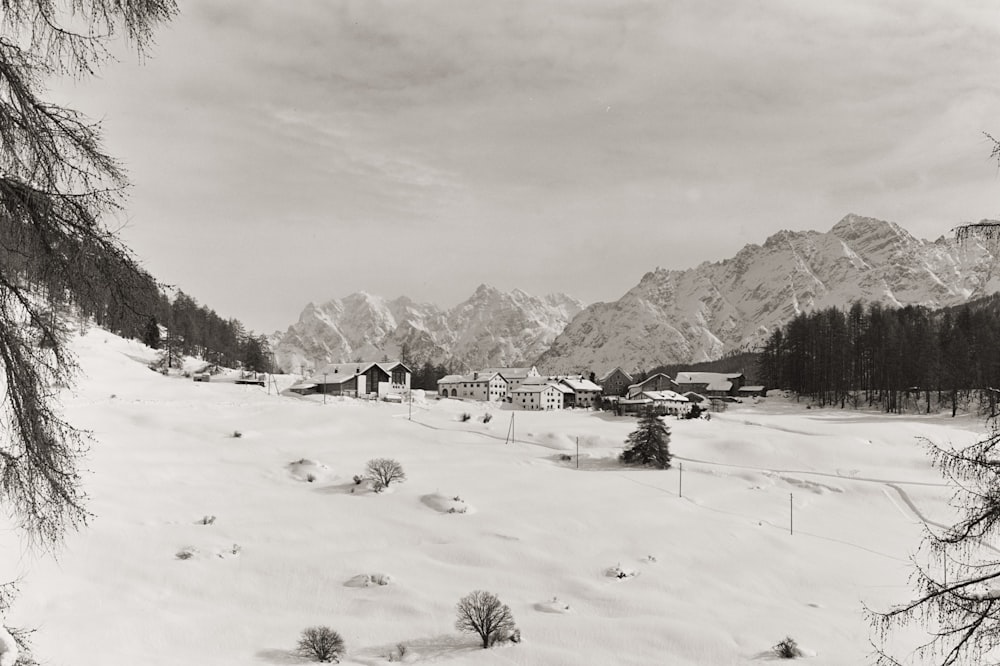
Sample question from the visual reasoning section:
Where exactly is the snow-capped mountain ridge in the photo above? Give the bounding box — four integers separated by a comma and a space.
537, 215, 1000, 374
273, 286, 584, 373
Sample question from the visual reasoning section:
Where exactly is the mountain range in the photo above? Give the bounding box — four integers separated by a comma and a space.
272, 286, 583, 373
274, 214, 1000, 376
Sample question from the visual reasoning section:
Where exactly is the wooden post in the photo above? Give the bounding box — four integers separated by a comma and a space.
789, 493, 794, 535
576, 436, 579, 469
323, 374, 327, 405
679, 462, 683, 498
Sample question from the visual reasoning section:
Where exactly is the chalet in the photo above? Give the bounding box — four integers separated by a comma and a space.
626, 373, 680, 399
437, 372, 508, 401
639, 390, 691, 416
598, 367, 633, 397
559, 377, 603, 408
674, 372, 745, 397
311, 361, 411, 399
511, 384, 564, 411
480, 366, 540, 398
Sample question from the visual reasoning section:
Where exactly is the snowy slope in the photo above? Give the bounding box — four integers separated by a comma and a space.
0, 327, 984, 665
538, 215, 1000, 374
273, 285, 584, 373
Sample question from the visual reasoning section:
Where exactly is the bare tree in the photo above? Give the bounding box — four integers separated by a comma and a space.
365, 458, 406, 491
455, 590, 518, 649
869, 418, 1000, 664
295, 626, 345, 663
0, 1, 176, 548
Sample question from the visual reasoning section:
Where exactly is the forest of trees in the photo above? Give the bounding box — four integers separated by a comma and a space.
758, 296, 1000, 415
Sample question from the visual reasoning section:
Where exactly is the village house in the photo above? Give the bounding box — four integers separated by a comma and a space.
559, 377, 603, 408
738, 385, 767, 398
674, 372, 745, 397
639, 390, 692, 416
511, 383, 564, 410
437, 371, 508, 401
480, 366, 539, 398
296, 361, 411, 399
598, 367, 633, 397
626, 373, 680, 398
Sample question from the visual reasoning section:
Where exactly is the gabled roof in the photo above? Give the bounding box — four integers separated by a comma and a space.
437, 372, 503, 385
560, 378, 603, 392
675, 371, 739, 384
314, 360, 410, 382
511, 383, 562, 394
549, 383, 574, 394
627, 373, 676, 391
598, 367, 633, 382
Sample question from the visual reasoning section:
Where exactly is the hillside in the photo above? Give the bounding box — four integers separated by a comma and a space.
0, 326, 982, 664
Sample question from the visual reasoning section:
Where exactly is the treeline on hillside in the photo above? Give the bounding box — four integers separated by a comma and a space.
758, 298, 1000, 415
4, 245, 272, 373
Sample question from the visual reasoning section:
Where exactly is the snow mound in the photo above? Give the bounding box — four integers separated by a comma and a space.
287, 458, 332, 483
420, 493, 475, 514
345, 572, 393, 588
605, 563, 638, 580
535, 596, 573, 614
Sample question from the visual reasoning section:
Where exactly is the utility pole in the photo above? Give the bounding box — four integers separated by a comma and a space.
323, 374, 327, 405
408, 390, 412, 421
576, 436, 579, 469
789, 493, 794, 536
679, 462, 683, 498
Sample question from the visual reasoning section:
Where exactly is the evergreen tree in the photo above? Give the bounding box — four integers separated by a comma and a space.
621, 415, 672, 469
142, 317, 161, 350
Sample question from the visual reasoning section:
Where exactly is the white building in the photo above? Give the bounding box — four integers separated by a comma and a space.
511, 383, 564, 410
641, 390, 692, 416
438, 372, 508, 401
559, 377, 603, 408
480, 366, 540, 398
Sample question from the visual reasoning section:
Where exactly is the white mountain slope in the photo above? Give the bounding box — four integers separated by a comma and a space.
273, 285, 584, 373
537, 214, 1000, 374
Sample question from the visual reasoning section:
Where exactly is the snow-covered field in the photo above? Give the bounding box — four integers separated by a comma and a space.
2, 330, 987, 665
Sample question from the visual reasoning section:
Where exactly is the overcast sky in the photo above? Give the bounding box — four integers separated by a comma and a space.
52, 0, 1000, 333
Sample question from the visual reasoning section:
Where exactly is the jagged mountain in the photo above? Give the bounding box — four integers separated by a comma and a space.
537, 214, 1000, 374
272, 286, 584, 373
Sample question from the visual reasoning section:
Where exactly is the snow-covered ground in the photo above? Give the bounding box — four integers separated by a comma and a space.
1, 329, 986, 665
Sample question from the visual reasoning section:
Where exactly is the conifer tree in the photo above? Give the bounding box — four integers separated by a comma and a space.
621, 414, 672, 469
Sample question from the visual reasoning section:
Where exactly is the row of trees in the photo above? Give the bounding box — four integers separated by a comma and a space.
757, 298, 1000, 415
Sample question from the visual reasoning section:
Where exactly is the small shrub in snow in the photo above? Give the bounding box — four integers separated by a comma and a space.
482, 413, 492, 423
200, 515, 216, 525
460, 412, 471, 422
455, 590, 518, 649
352, 474, 364, 485
366, 458, 406, 489
453, 495, 462, 502
773, 636, 803, 659
176, 547, 196, 560
232, 430, 243, 438
296, 626, 345, 663
305, 473, 316, 483
397, 643, 407, 658
559, 454, 572, 462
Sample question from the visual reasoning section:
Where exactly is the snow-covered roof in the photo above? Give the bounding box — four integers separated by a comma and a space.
289, 382, 317, 390
437, 372, 503, 385
313, 360, 410, 381
642, 390, 689, 402
511, 384, 562, 394
675, 372, 741, 384
739, 385, 766, 392
560, 378, 602, 392
549, 383, 574, 394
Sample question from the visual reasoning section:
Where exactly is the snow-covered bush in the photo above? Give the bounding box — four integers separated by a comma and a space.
296, 626, 345, 663
773, 636, 803, 659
